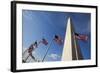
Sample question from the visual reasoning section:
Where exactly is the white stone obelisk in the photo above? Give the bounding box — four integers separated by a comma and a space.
62, 17, 73, 61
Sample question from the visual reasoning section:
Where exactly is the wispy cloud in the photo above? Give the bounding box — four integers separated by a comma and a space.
48, 53, 60, 60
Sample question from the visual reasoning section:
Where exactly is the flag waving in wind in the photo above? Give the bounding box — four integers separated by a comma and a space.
41, 38, 48, 45
74, 33, 88, 41
54, 35, 63, 45
27, 41, 38, 56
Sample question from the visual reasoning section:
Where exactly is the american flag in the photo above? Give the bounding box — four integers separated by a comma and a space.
74, 33, 88, 41
54, 35, 63, 45
28, 41, 38, 54
41, 38, 48, 45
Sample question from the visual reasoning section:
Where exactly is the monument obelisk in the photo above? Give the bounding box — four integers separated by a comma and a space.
62, 17, 83, 61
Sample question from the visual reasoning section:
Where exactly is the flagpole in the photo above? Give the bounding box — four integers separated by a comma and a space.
24, 54, 30, 62
73, 34, 78, 60
42, 40, 53, 62
30, 54, 36, 61
23, 41, 42, 63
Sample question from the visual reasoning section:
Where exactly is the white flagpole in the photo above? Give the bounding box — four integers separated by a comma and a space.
42, 40, 53, 62
24, 54, 30, 63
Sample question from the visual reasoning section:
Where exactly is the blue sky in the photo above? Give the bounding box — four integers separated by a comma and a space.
22, 10, 91, 62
